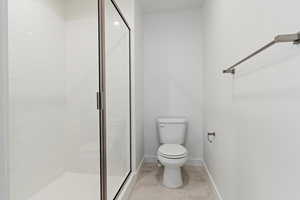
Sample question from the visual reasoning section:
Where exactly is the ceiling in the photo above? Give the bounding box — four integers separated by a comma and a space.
141, 0, 204, 13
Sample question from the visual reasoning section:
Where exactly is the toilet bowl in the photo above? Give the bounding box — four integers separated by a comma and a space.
157, 144, 188, 188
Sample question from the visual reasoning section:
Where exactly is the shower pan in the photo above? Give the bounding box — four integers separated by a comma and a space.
2, 0, 132, 199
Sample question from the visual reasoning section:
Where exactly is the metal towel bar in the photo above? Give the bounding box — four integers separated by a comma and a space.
223, 32, 300, 74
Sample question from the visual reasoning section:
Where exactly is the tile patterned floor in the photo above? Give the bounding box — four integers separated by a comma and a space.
129, 163, 218, 200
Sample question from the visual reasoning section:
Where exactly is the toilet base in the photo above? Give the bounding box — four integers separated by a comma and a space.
163, 166, 183, 188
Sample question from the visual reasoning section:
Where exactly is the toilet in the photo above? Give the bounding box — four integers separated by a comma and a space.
157, 117, 188, 188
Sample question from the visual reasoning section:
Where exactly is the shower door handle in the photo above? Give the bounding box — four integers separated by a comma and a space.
96, 91, 104, 111
96, 92, 100, 110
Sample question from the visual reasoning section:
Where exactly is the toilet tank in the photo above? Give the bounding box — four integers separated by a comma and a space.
157, 117, 187, 144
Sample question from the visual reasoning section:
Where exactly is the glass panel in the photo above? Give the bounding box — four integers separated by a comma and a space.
7, 0, 100, 199
105, 1, 131, 200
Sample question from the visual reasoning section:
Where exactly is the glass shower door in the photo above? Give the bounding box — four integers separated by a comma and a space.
104, 1, 132, 200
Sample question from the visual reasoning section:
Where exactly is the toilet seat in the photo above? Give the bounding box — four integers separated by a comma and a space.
158, 144, 188, 159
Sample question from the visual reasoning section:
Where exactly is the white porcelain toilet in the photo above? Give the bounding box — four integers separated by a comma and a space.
157, 117, 188, 188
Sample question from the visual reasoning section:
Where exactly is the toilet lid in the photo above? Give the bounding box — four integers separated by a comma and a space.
158, 144, 187, 158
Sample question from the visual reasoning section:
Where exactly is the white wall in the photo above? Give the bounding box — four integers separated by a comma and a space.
133, 0, 144, 169
0, 0, 9, 199
141, 0, 203, 14
203, 0, 300, 200
65, 0, 100, 174
8, 1, 67, 198
143, 9, 204, 163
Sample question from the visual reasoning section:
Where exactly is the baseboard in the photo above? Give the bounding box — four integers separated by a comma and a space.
186, 158, 203, 166
116, 157, 144, 200
203, 161, 224, 200
144, 155, 157, 163
134, 157, 144, 179
144, 155, 203, 166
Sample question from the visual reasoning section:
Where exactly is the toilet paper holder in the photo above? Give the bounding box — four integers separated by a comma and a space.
207, 132, 216, 143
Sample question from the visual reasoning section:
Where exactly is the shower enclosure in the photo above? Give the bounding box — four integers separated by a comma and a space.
102, 0, 132, 200
2, 0, 132, 199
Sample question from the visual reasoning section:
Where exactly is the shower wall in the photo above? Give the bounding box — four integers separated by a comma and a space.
7, 0, 100, 199
65, 0, 99, 174
8, 1, 67, 198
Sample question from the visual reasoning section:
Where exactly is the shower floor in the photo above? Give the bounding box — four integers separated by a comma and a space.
28, 172, 125, 200
29, 172, 100, 200
129, 163, 218, 200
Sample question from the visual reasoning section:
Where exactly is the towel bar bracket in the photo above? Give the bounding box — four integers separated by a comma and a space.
274, 32, 300, 43
294, 34, 300, 44
222, 68, 235, 74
